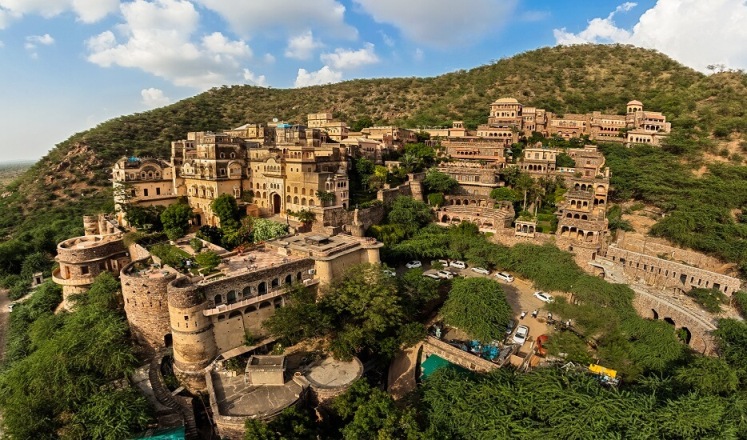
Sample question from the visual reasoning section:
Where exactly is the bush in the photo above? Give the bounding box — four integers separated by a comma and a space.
195, 250, 221, 273
733, 291, 747, 318
686, 288, 727, 313
149, 244, 190, 269
189, 238, 203, 252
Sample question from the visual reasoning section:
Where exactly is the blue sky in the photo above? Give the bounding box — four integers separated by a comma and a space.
0, 0, 745, 162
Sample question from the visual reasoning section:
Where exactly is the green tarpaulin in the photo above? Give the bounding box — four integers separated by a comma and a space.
421, 354, 466, 379
131, 426, 185, 440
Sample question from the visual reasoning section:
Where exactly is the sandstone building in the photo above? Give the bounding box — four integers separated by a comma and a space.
120, 232, 381, 391
52, 215, 130, 309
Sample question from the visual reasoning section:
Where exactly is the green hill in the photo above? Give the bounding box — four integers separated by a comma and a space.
1, 43, 746, 280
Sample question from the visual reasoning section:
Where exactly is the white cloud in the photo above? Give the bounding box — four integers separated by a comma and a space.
25, 33, 54, 57
554, 0, 747, 72
284, 30, 323, 60
354, 0, 519, 47
263, 53, 276, 64
242, 69, 267, 87
141, 87, 170, 107
86, 0, 253, 89
194, 0, 357, 39
320, 43, 379, 70
26, 33, 54, 46
0, 0, 118, 25
294, 66, 342, 88
379, 31, 395, 47
414, 48, 424, 62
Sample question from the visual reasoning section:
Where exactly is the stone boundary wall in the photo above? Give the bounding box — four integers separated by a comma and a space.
128, 243, 151, 261
492, 229, 554, 248
378, 183, 413, 205
607, 245, 741, 295
617, 232, 732, 273
315, 205, 385, 235
421, 337, 498, 373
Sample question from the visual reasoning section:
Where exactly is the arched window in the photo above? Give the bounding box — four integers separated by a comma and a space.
258, 282, 267, 295
285, 274, 292, 285
243, 286, 252, 297
227, 290, 237, 304
214, 294, 223, 305
271, 278, 279, 288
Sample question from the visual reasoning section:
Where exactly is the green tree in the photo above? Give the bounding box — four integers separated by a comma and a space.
423, 168, 458, 194
289, 209, 316, 227
263, 284, 332, 345
555, 152, 576, 168
674, 356, 739, 395
211, 193, 240, 230
252, 218, 289, 242
195, 250, 221, 273
333, 380, 423, 440
316, 190, 336, 207
387, 196, 433, 236
490, 187, 519, 202
428, 192, 445, 207
441, 278, 512, 342
160, 202, 193, 240
321, 264, 405, 359
514, 173, 535, 211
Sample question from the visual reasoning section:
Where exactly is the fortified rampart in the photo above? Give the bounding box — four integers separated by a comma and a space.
121, 257, 177, 354
607, 245, 741, 295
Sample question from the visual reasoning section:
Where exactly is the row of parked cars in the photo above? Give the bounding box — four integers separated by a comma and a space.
405, 259, 518, 283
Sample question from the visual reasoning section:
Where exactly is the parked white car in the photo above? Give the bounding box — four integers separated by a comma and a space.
513, 325, 529, 345
437, 270, 454, 279
406, 260, 422, 269
383, 268, 396, 277
471, 267, 490, 275
495, 272, 515, 282
422, 272, 441, 280
534, 291, 554, 303
450, 260, 467, 269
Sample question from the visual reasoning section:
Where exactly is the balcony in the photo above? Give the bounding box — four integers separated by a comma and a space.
202, 278, 319, 316
52, 268, 95, 287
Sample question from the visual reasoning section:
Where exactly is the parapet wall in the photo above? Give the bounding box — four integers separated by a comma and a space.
316, 205, 385, 235
57, 235, 126, 263
422, 337, 498, 373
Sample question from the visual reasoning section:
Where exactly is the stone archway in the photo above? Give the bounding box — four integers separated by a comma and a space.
272, 193, 281, 214
651, 309, 659, 320
679, 327, 692, 345
664, 317, 675, 326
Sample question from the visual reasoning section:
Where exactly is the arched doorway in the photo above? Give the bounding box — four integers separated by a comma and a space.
164, 334, 172, 347
664, 317, 675, 326
273, 193, 281, 214
651, 309, 659, 320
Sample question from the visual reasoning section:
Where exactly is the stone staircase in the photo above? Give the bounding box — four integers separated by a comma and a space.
149, 349, 200, 440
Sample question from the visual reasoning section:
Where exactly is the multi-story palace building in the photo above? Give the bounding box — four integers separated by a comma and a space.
114, 120, 352, 227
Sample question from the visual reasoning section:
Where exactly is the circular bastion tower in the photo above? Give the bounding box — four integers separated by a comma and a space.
168, 276, 217, 392
120, 257, 176, 354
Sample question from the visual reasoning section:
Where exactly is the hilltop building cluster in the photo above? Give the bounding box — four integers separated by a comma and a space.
50, 96, 743, 438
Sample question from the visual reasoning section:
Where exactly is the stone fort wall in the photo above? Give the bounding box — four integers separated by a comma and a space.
607, 245, 741, 295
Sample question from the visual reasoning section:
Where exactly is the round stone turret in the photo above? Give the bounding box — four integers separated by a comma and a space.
168, 276, 217, 392
121, 257, 176, 354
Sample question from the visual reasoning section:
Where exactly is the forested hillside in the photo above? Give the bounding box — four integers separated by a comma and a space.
0, 43, 746, 280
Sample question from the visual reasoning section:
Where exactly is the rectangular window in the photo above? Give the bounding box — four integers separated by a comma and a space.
143, 189, 149, 197
81, 266, 89, 275
156, 187, 161, 195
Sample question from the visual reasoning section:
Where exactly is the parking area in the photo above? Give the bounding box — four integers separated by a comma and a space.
399, 260, 555, 344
